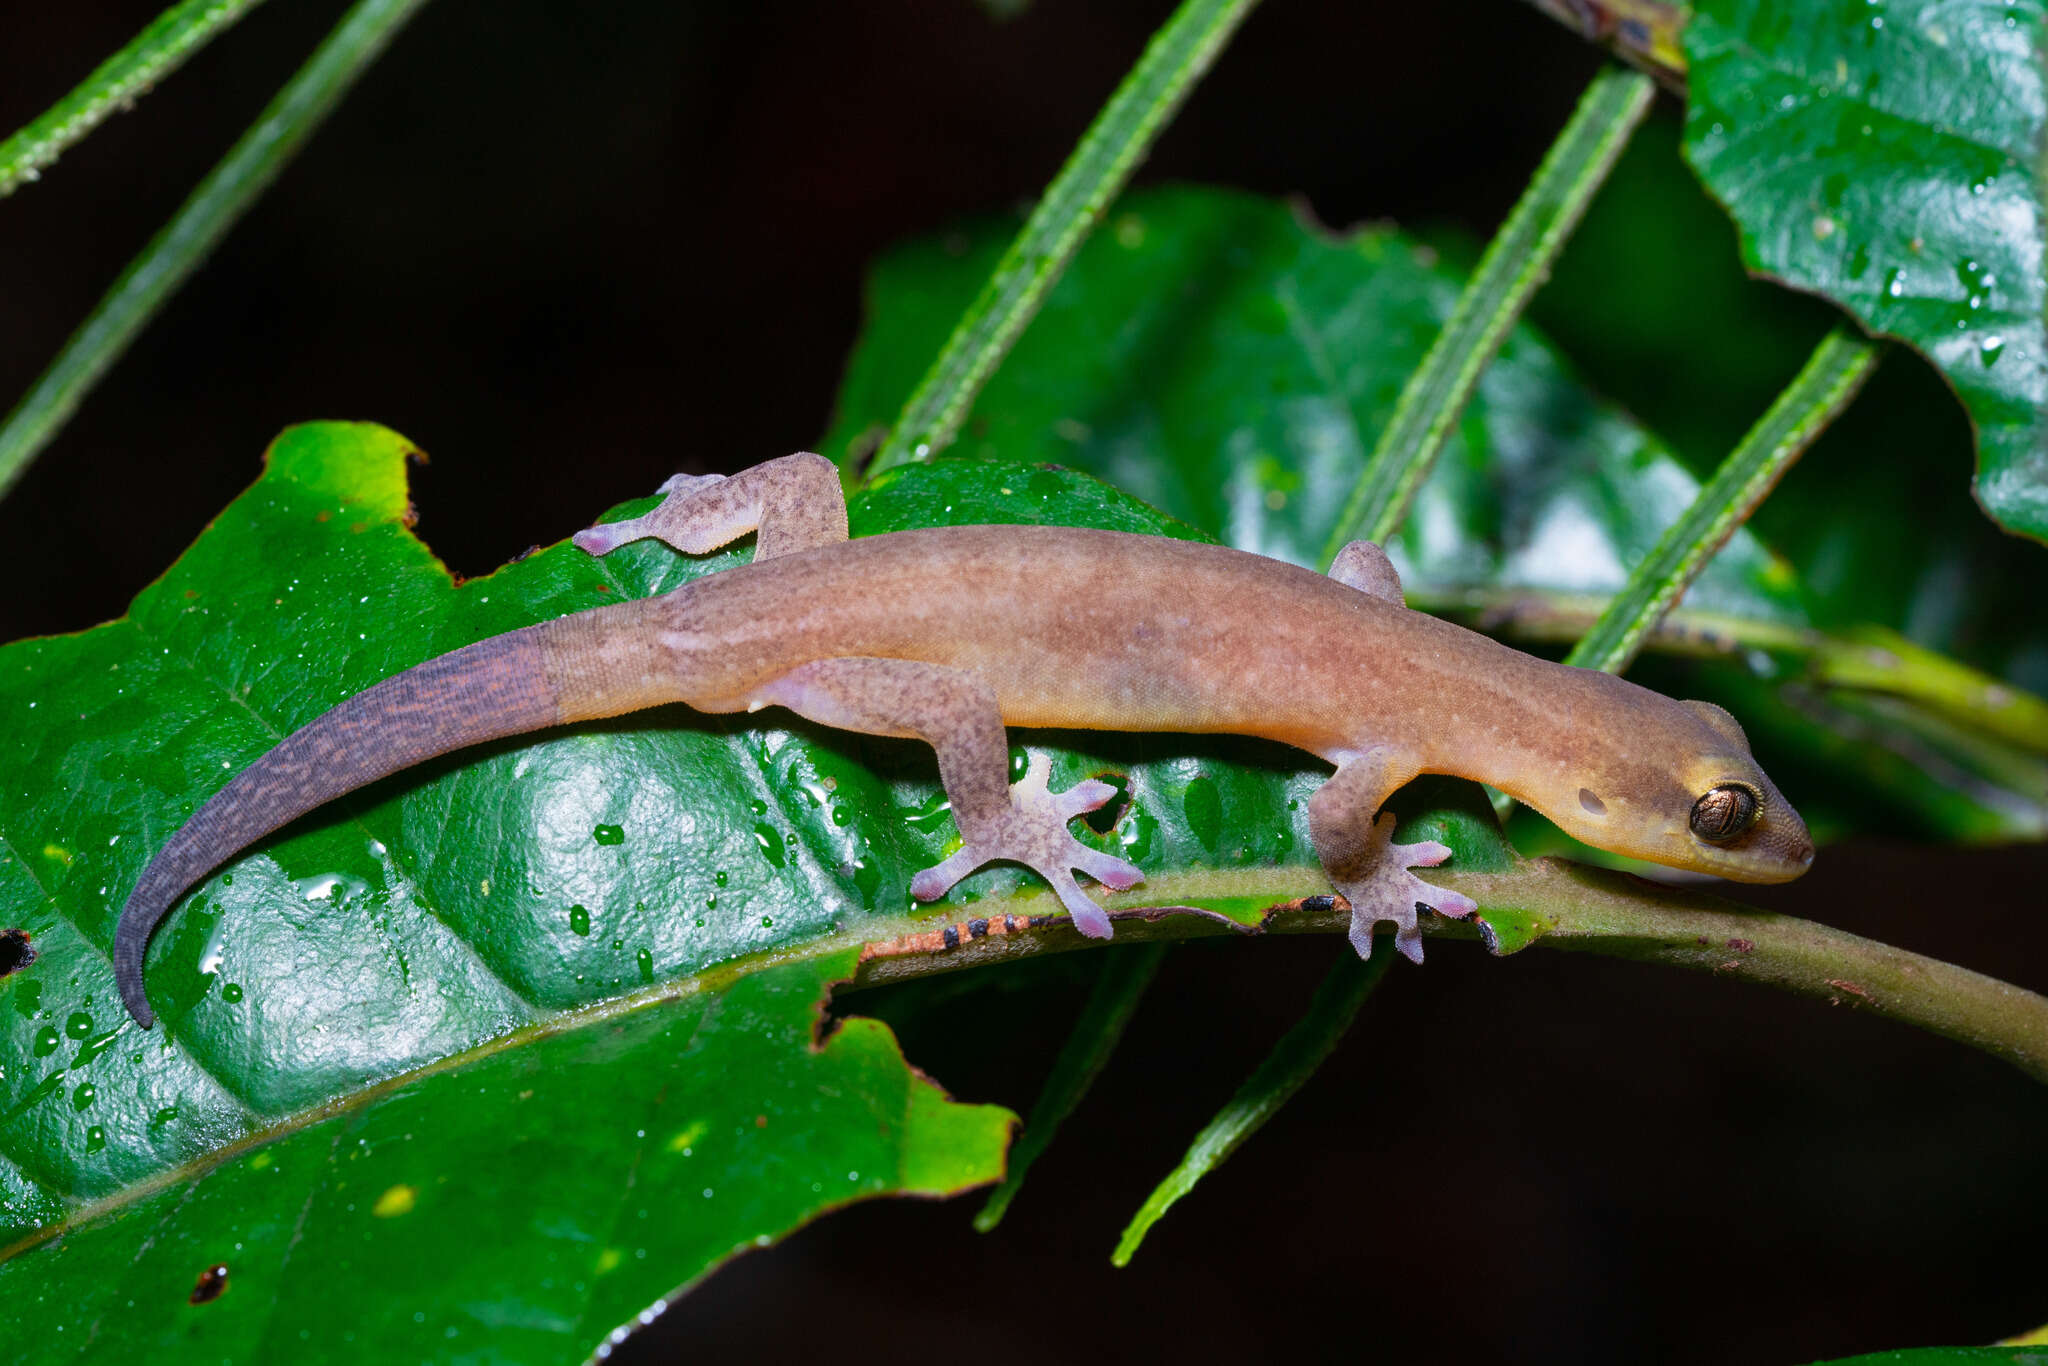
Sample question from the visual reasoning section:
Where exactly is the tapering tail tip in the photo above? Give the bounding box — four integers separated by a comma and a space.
115, 908, 157, 1030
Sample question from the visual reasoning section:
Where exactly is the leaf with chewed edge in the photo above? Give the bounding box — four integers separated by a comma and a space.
0, 951, 1012, 1364
1683, 0, 2048, 542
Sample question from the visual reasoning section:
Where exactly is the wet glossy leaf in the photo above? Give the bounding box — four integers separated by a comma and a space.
0, 423, 1438, 1359
822, 184, 2048, 843
1683, 0, 2048, 541
1, 952, 1011, 1364
826, 185, 1803, 630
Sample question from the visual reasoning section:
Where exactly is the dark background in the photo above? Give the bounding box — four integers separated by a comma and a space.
4, 3, 2045, 1363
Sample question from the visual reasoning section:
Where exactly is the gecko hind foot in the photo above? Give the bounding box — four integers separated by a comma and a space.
908, 753, 1142, 939
1336, 813, 1478, 964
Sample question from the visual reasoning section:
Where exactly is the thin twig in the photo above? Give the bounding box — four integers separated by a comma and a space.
0, 0, 272, 197
0, 0, 433, 501
867, 0, 1260, 476
1111, 949, 1391, 1264
1321, 64, 1656, 563
973, 942, 1168, 1232
1565, 326, 1880, 675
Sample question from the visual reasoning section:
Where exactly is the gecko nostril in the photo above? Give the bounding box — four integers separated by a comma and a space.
1578, 788, 1606, 816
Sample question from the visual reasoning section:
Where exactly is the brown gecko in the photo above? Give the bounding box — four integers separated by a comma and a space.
114, 453, 1812, 1028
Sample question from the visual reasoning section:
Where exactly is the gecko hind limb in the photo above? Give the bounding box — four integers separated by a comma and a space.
908, 751, 1143, 938
1334, 812, 1478, 963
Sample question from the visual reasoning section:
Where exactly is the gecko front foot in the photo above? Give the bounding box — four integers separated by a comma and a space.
908, 752, 1143, 939
573, 473, 729, 557
1334, 813, 1478, 964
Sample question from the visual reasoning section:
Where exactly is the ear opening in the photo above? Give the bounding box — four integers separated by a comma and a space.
1681, 699, 1749, 751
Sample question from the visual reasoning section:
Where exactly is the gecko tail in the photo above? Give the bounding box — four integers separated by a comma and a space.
114, 624, 567, 1030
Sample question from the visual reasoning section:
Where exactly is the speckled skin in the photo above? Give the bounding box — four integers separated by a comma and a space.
114, 453, 1813, 1029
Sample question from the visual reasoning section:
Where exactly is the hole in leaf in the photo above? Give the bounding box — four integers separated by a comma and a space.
1083, 772, 1132, 835
189, 1264, 229, 1306
0, 928, 33, 977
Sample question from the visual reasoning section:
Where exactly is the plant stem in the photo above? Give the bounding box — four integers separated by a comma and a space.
0, 0, 431, 503
1320, 63, 1655, 564
973, 942, 1168, 1232
1111, 950, 1392, 1265
0, 0, 272, 197
865, 0, 1260, 477
14, 856, 2048, 1266
1402, 593, 2048, 756
845, 860, 2048, 1086
1564, 326, 1880, 675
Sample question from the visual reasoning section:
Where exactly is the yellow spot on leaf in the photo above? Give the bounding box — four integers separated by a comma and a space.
248, 1152, 273, 1171
372, 1183, 417, 1218
41, 845, 70, 866
667, 1120, 710, 1154
594, 1247, 624, 1275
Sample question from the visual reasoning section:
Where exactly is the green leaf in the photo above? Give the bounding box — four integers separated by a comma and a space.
823, 184, 2048, 842
827, 185, 1802, 619
0, 0, 271, 197
0, 951, 1012, 1363
1682, 0, 2048, 541
6, 425, 2048, 1358
0, 423, 1328, 1352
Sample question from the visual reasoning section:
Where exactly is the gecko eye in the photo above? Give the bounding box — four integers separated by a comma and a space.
1689, 783, 1762, 843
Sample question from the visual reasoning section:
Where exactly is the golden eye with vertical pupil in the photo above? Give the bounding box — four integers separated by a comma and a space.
1689, 783, 1762, 842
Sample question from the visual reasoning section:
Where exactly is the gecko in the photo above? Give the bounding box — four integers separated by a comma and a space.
112, 452, 1814, 1029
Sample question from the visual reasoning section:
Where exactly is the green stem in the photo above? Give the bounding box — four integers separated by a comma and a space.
13, 856, 2048, 1268
1564, 326, 1880, 675
0, 0, 432, 502
866, 0, 1260, 476
1409, 587, 2048, 757
1320, 63, 1656, 563
1110, 949, 1392, 1265
973, 942, 1168, 1232
0, 0, 272, 197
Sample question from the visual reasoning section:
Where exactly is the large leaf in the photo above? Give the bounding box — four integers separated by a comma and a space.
6, 431, 2047, 1360
826, 187, 1800, 624
1, 951, 1011, 1363
0, 424, 1369, 1357
821, 184, 2048, 843
1682, 0, 2048, 542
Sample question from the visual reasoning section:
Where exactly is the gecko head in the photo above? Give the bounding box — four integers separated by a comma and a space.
1543, 695, 1814, 884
